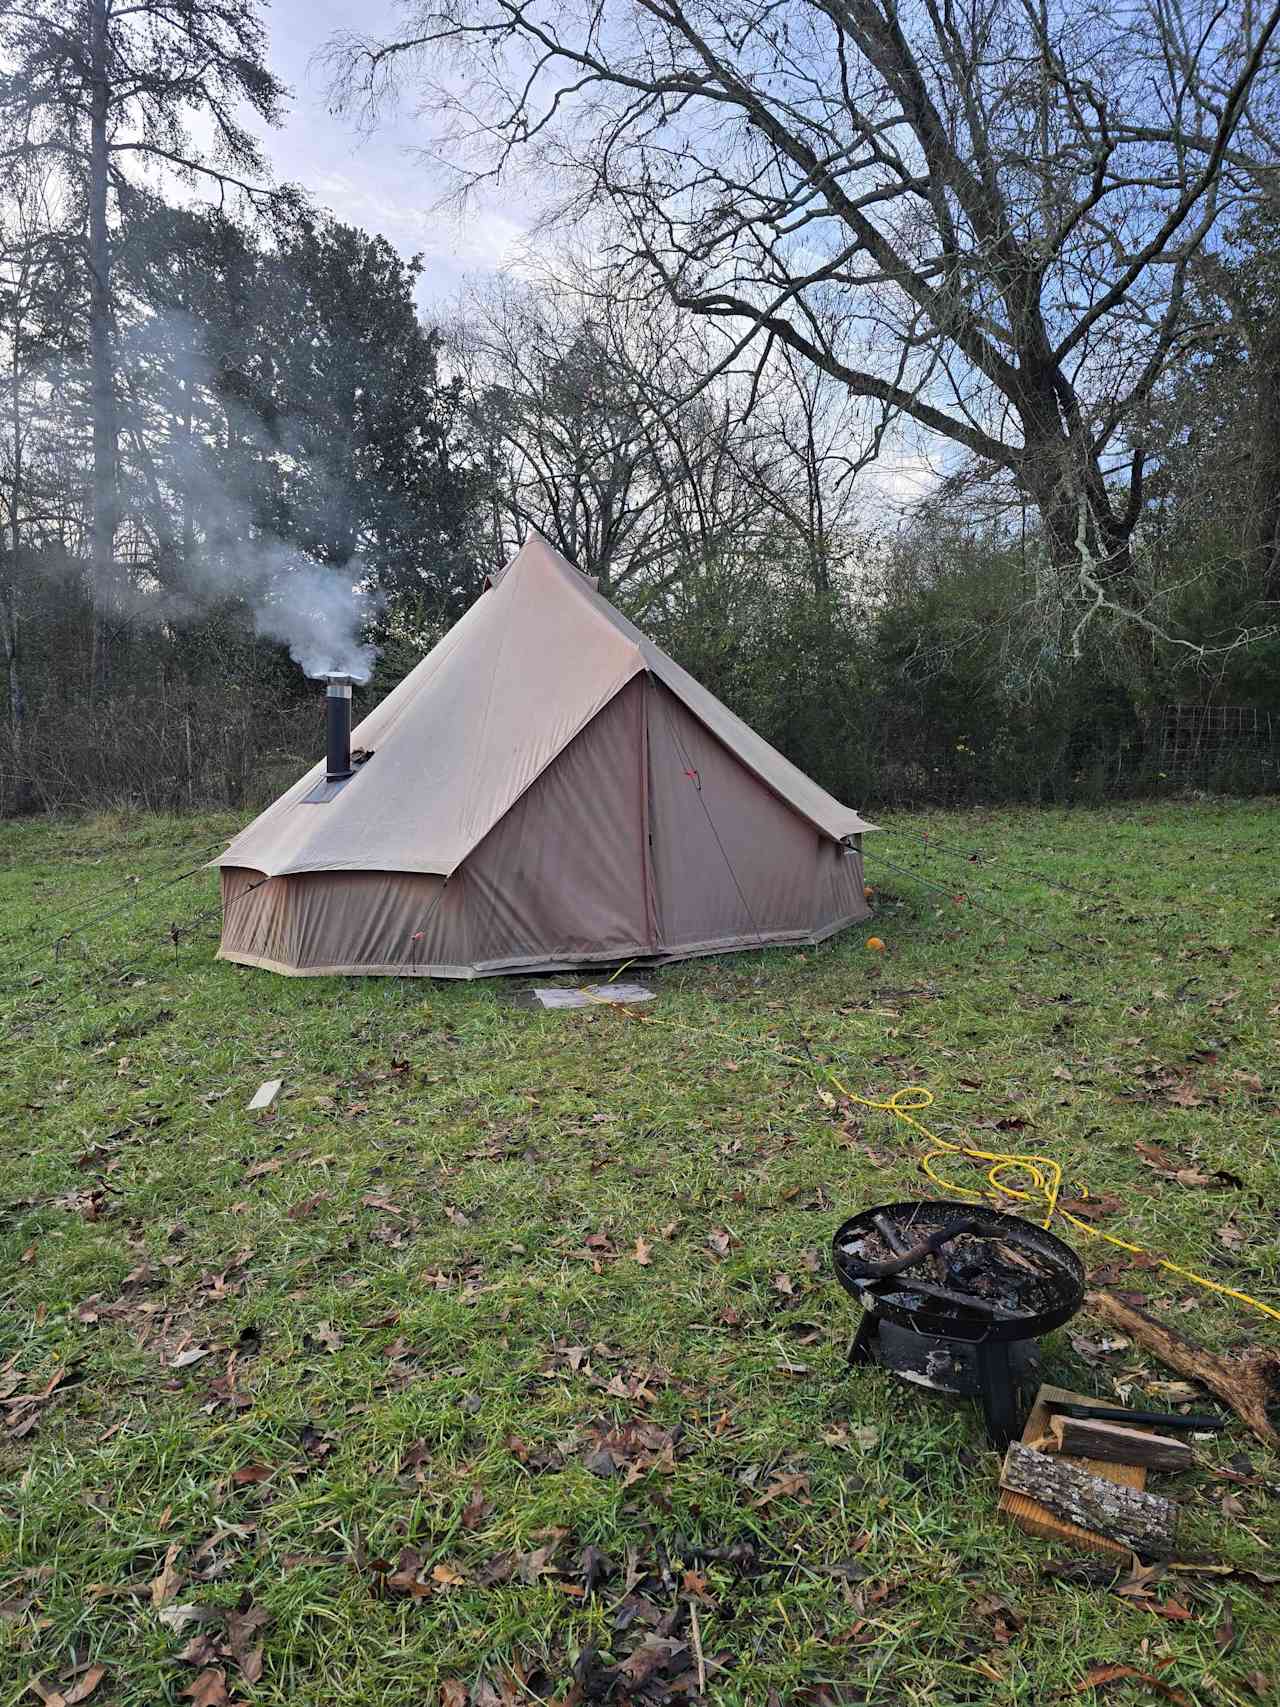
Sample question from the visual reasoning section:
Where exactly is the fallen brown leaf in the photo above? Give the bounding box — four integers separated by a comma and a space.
29, 1665, 108, 1707
287, 1192, 328, 1221
244, 1159, 283, 1179
181, 1669, 229, 1707
1167, 1082, 1203, 1108
460, 1488, 491, 1530
150, 1542, 184, 1607
1061, 1193, 1123, 1222
230, 1463, 274, 1487
1218, 1219, 1249, 1252
225, 1601, 270, 1679
1134, 1141, 1178, 1172
1073, 1661, 1191, 1705
753, 1470, 811, 1507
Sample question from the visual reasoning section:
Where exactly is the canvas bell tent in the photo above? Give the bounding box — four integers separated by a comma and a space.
215, 537, 878, 978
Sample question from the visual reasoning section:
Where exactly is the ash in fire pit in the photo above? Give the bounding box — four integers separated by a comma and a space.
832, 1200, 1085, 1447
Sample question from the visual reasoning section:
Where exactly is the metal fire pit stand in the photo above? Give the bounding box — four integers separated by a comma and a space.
846, 1311, 1029, 1448
833, 1200, 1086, 1450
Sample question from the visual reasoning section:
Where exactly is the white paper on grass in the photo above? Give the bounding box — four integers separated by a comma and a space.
532, 984, 656, 1010
247, 1078, 283, 1110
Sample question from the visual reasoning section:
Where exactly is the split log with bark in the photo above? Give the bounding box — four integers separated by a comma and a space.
1000, 1443, 1179, 1555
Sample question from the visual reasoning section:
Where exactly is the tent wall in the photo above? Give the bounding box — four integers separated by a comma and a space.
218, 865, 456, 976
218, 680, 654, 977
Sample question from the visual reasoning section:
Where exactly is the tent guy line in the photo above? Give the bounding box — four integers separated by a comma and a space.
868, 850, 1068, 947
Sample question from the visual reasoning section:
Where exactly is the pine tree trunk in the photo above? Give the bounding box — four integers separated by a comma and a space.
87, 0, 118, 689
5, 331, 31, 815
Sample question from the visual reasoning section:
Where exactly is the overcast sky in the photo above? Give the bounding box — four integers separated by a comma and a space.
264, 0, 532, 309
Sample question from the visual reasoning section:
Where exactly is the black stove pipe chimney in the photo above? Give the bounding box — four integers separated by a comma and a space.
325, 674, 353, 781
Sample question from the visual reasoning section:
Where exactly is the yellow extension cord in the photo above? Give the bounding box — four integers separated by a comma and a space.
582, 988, 1280, 1328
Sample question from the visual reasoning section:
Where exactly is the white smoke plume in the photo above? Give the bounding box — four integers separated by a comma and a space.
120, 309, 385, 683
245, 545, 381, 683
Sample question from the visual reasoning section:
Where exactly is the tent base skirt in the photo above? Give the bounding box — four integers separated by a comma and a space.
215, 909, 870, 981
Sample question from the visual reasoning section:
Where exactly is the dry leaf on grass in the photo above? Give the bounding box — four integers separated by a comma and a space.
287, 1193, 328, 1221
753, 1470, 811, 1507
170, 1345, 212, 1370
230, 1463, 274, 1487
1061, 1194, 1123, 1222
150, 1542, 184, 1607
27, 1664, 107, 1707
460, 1489, 491, 1530
181, 1669, 229, 1707
1073, 1661, 1192, 1704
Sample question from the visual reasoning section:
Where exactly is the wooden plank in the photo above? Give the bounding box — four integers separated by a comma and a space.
998, 1383, 1147, 1559
1000, 1444, 1178, 1556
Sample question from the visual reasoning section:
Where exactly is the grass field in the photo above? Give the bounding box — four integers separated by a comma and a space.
1, 800, 1278, 1707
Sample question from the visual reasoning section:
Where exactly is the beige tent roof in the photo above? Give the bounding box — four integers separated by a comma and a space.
216, 536, 876, 880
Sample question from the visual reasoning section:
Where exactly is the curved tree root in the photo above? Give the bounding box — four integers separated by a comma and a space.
1087, 1290, 1280, 1450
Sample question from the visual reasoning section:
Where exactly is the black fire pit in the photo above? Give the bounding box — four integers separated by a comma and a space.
832, 1200, 1085, 1447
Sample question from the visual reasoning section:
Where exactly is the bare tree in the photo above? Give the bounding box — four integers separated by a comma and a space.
328, 0, 1280, 618
457, 265, 762, 599
455, 254, 884, 606
734, 342, 882, 591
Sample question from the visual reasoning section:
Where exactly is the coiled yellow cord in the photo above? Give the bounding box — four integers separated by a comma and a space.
819, 1074, 1280, 1325
586, 999, 1280, 1328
